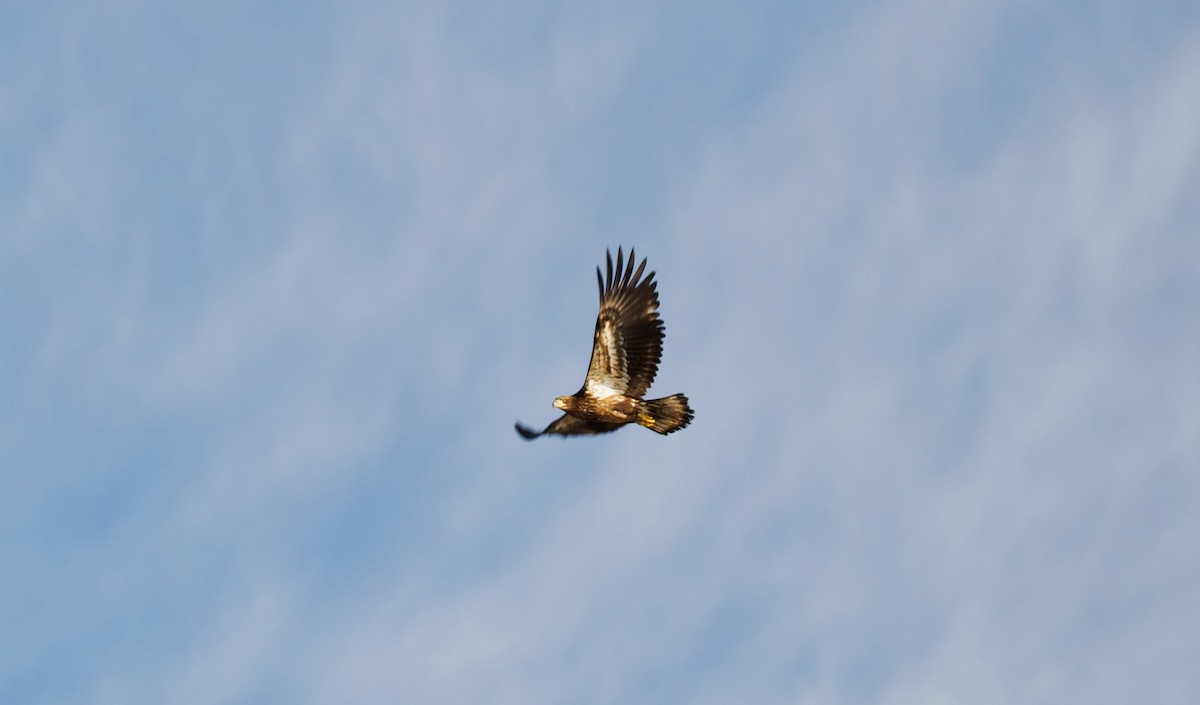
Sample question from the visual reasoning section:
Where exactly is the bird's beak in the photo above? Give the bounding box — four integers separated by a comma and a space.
553, 397, 567, 410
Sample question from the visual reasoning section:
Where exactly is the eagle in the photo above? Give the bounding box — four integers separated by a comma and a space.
516, 247, 693, 439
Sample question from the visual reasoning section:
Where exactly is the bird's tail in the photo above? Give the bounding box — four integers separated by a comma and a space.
637, 394, 694, 435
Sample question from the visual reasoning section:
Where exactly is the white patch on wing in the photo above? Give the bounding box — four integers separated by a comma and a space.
585, 318, 629, 397
586, 378, 624, 398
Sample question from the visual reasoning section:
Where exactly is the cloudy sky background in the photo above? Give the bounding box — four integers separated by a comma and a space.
3, 0, 1198, 702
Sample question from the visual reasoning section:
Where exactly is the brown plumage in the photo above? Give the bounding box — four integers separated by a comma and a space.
516, 247, 693, 440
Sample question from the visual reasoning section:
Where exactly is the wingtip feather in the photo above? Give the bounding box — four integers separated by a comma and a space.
631, 256, 647, 286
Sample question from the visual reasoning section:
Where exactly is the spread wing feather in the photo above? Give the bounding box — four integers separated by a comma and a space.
515, 416, 623, 439
583, 246, 664, 400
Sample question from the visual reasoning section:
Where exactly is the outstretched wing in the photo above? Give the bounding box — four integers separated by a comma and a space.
515, 415, 623, 440
583, 247, 664, 400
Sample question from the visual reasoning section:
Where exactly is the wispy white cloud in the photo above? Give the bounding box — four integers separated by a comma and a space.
2, 0, 1197, 703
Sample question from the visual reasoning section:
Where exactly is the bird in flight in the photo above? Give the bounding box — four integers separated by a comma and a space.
516, 247, 693, 439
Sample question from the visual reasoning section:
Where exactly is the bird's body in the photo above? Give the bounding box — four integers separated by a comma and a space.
516, 247, 693, 439
555, 393, 638, 423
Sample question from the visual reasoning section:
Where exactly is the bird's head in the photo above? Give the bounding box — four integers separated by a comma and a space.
553, 396, 573, 411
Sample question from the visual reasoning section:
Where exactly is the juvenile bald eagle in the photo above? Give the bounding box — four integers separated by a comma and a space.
515, 247, 693, 439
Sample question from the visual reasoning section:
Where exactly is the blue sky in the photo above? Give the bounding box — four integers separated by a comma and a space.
2, 1, 1198, 702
